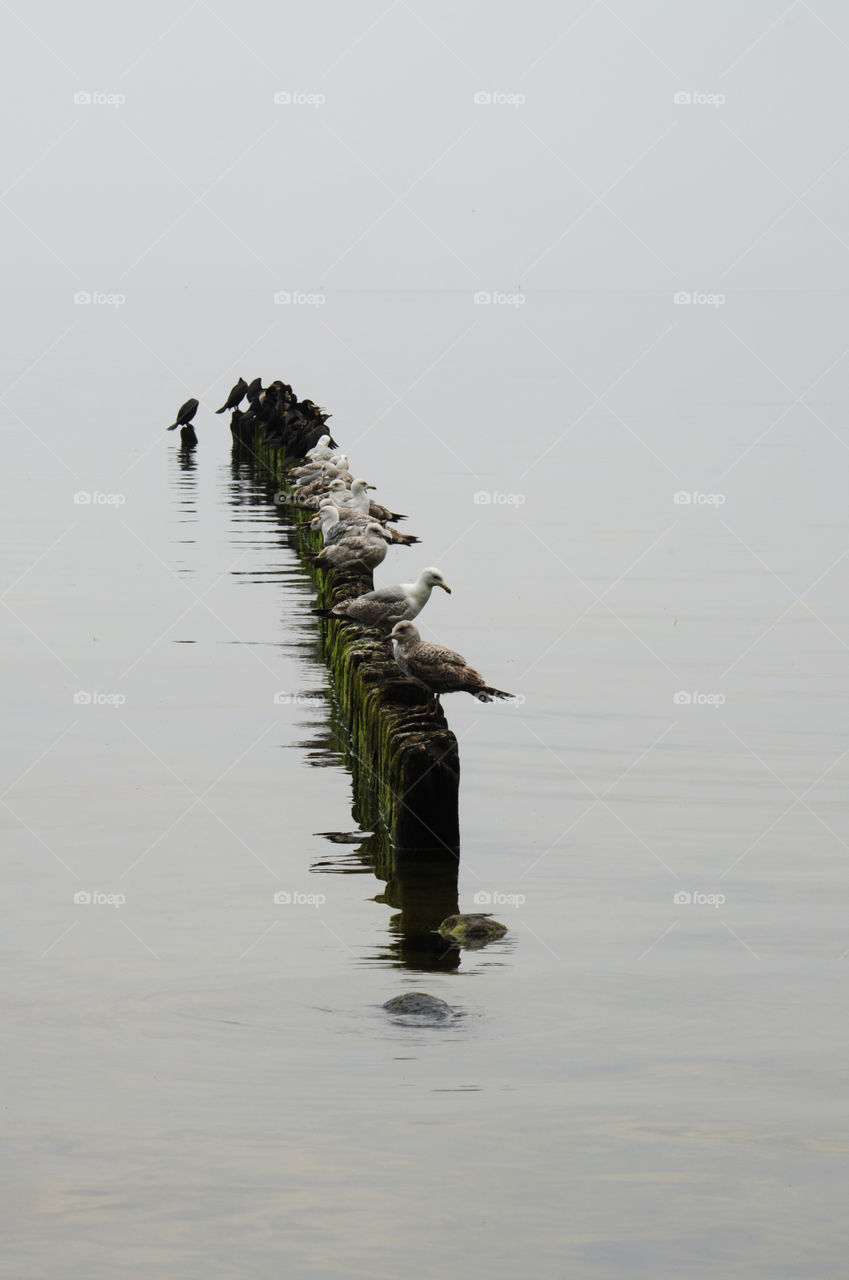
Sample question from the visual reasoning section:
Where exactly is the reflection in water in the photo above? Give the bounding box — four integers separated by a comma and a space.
312, 829, 461, 973
226, 439, 464, 973
373, 844, 461, 973
170, 442, 198, 534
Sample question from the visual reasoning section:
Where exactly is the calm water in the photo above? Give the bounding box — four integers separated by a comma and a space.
3, 290, 848, 1277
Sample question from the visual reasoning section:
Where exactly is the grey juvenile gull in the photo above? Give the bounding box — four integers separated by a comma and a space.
389, 620, 513, 713
313, 567, 451, 629
308, 521, 392, 571
288, 454, 348, 481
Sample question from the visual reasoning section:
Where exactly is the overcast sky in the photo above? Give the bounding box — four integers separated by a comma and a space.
2, 0, 849, 293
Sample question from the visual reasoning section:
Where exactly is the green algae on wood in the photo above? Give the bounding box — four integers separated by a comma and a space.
236, 424, 461, 851
438, 913, 508, 947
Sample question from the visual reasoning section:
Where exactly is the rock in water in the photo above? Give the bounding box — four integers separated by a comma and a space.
439, 913, 508, 947
382, 992, 452, 1022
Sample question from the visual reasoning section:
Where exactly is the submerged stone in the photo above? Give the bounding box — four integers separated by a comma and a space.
438, 913, 508, 946
382, 992, 452, 1021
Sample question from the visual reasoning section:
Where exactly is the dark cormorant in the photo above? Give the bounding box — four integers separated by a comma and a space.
215, 378, 247, 414
166, 398, 199, 431
246, 377, 263, 403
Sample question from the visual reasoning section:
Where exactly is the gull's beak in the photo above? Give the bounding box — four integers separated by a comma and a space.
439, 583, 452, 593
366, 483, 377, 490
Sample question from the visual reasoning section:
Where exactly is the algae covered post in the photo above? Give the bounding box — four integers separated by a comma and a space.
229, 381, 462, 850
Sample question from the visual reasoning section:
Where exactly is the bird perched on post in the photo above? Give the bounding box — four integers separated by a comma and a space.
325, 478, 407, 523
166, 398, 199, 432
312, 568, 451, 630
388, 621, 513, 714
311, 500, 420, 546
215, 378, 247, 414
307, 522, 392, 572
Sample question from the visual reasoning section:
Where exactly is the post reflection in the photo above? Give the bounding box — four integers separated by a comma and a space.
229, 438, 464, 974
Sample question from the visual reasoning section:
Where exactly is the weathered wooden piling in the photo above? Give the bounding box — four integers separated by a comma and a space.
233, 423, 461, 850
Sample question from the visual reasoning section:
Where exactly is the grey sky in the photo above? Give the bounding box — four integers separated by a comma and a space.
3, 0, 849, 291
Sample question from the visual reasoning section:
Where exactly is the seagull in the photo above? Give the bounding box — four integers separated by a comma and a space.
313, 568, 451, 629
307, 522, 392, 572
388, 621, 513, 714
335, 478, 406, 523
294, 461, 352, 491
305, 435, 335, 461
287, 454, 348, 481
294, 470, 356, 507
311, 501, 420, 546
215, 378, 247, 414
166, 398, 199, 431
